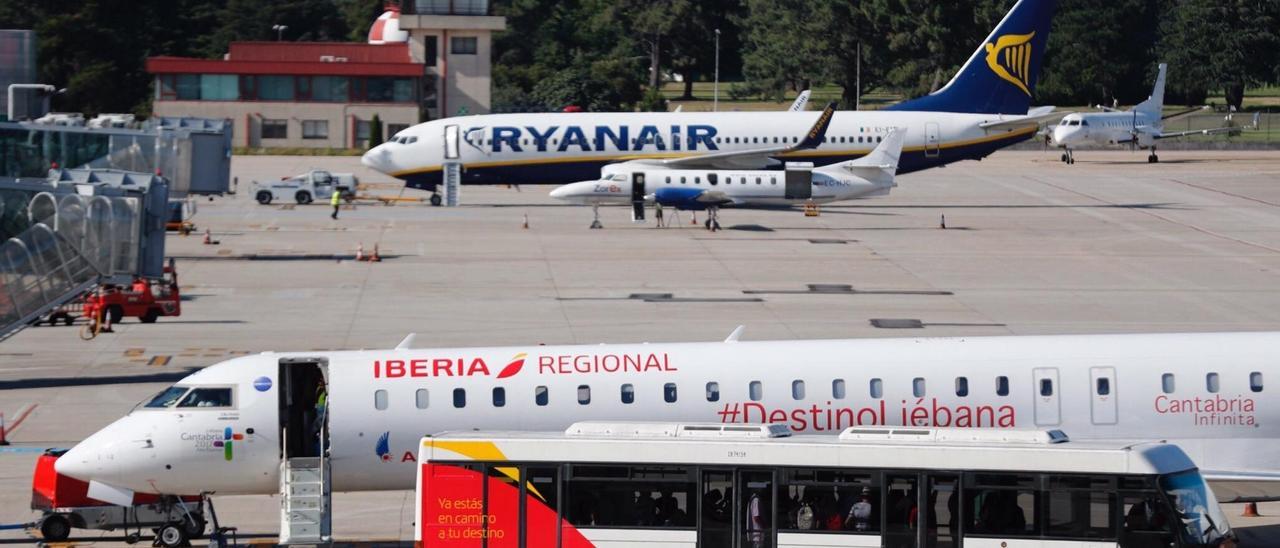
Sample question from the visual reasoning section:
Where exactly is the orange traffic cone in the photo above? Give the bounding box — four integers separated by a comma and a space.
523, 213, 529, 229
691, 212, 698, 226
355, 242, 365, 261
203, 228, 220, 245
1243, 502, 1261, 517
370, 244, 382, 262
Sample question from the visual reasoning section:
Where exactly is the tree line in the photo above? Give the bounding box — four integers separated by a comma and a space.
2, 0, 1276, 117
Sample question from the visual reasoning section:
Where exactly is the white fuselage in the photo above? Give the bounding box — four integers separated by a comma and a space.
56, 332, 1280, 501
548, 165, 891, 207
1053, 111, 1160, 149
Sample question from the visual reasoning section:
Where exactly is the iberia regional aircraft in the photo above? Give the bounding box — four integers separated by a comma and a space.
56, 331, 1280, 503
360, 0, 1060, 205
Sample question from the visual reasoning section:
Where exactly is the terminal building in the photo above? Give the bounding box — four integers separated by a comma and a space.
145, 2, 504, 149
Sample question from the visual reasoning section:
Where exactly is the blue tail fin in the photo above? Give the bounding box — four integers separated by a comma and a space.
887, 0, 1057, 115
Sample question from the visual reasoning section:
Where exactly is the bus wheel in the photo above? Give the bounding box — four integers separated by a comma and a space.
40, 514, 71, 541
256, 191, 272, 205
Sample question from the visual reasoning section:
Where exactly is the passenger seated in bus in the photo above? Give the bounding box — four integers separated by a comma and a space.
634, 491, 656, 526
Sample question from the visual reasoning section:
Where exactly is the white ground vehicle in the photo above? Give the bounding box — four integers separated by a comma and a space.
416, 423, 1234, 548
251, 170, 358, 205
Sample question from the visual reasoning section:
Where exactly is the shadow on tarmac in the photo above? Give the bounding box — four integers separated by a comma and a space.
0, 369, 198, 391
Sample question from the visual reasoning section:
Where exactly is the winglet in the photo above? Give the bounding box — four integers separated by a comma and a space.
396, 333, 418, 350
789, 90, 812, 112
724, 325, 746, 343
795, 102, 837, 150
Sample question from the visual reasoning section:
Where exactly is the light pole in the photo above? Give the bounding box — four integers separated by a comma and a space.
272, 24, 288, 41
713, 28, 721, 112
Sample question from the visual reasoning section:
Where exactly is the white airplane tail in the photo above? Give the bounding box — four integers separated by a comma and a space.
816, 128, 906, 187
1134, 63, 1167, 130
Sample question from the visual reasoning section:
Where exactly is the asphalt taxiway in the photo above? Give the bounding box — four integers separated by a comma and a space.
3, 149, 1280, 545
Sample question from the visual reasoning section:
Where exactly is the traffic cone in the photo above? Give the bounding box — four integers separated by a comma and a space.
691, 212, 698, 226
1243, 502, 1260, 517
0, 413, 9, 446
202, 228, 219, 245
370, 244, 382, 262
939, 214, 947, 229
355, 242, 365, 261
523, 213, 529, 229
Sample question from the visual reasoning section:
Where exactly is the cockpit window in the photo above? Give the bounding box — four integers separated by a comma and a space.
1069, 120, 1081, 126
144, 386, 189, 408
176, 387, 234, 408
1080, 120, 1089, 126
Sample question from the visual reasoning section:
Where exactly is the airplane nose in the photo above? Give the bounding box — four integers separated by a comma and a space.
56, 434, 119, 482
549, 184, 572, 200
361, 146, 392, 173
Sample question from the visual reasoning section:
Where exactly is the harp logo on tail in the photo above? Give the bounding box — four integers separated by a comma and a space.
984, 32, 1036, 96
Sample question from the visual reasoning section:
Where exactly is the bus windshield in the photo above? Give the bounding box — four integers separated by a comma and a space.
1160, 470, 1230, 545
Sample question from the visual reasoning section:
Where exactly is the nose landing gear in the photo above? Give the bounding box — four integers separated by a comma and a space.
1061, 149, 1075, 165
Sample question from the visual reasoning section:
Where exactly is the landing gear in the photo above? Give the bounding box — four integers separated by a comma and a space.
155, 523, 189, 547
590, 205, 603, 229
1061, 149, 1075, 165
705, 208, 721, 232
429, 192, 443, 206
1148, 149, 1159, 163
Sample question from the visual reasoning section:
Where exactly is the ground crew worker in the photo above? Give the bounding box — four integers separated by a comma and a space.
655, 203, 665, 228
330, 188, 342, 219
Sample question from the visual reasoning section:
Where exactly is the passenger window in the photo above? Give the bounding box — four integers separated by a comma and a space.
996, 376, 1010, 396
913, 377, 926, 397
706, 382, 720, 402
664, 383, 678, 403
749, 381, 763, 401
535, 385, 549, 406
1251, 372, 1264, 393
578, 385, 591, 405
770, 177, 777, 185
621, 383, 635, 404
1096, 378, 1111, 396
176, 387, 233, 408
665, 176, 671, 184
1206, 373, 1219, 393
1046, 476, 1114, 539
374, 389, 388, 410
792, 380, 805, 400
1162, 373, 1175, 394
453, 388, 466, 408
870, 378, 883, 399
492, 387, 506, 407
1040, 379, 1054, 397
955, 377, 969, 397
755, 177, 761, 185
681, 176, 686, 184
832, 379, 846, 399
415, 389, 429, 409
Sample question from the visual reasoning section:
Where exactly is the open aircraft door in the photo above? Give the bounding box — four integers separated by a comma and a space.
784, 162, 813, 200
443, 124, 460, 160
925, 122, 941, 158
1033, 367, 1061, 426
1090, 366, 1118, 425
279, 357, 329, 458
631, 172, 646, 222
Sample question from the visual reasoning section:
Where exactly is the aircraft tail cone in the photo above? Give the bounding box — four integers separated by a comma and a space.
1243, 502, 1261, 517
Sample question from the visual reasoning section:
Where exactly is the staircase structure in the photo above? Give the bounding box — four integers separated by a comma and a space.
278, 430, 332, 545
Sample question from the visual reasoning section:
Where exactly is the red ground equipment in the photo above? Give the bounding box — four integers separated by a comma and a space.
84, 258, 181, 325
31, 449, 206, 546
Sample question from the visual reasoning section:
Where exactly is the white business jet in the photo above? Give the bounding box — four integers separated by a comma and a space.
549, 103, 907, 229
1052, 63, 1258, 164
361, 0, 1059, 205
56, 331, 1280, 504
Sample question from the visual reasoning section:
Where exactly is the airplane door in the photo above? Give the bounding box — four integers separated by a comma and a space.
1090, 366, 1118, 425
1033, 367, 1061, 426
925, 122, 941, 158
631, 173, 646, 221
279, 357, 329, 459
444, 124, 460, 160
784, 168, 812, 200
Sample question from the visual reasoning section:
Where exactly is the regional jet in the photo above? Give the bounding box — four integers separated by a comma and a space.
57, 331, 1280, 504
362, 0, 1059, 205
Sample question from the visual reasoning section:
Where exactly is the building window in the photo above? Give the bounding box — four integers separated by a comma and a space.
199, 74, 238, 100
355, 119, 372, 142
258, 75, 295, 101
451, 36, 478, 55
312, 76, 349, 102
175, 74, 200, 100
424, 36, 438, 67
302, 120, 328, 140
261, 119, 287, 139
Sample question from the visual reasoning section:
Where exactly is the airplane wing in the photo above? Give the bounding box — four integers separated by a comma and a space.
625, 102, 836, 170
978, 107, 1063, 131
789, 90, 811, 112
1161, 105, 1210, 121
1201, 470, 1280, 502
1156, 113, 1258, 140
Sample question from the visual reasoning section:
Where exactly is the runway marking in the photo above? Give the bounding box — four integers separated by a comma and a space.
3, 403, 38, 436
123, 348, 145, 357
148, 355, 172, 366
1166, 178, 1280, 208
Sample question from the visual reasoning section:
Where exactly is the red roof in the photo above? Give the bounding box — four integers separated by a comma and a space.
147, 42, 420, 77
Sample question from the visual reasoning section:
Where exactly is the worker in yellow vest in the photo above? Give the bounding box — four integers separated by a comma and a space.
330, 188, 342, 219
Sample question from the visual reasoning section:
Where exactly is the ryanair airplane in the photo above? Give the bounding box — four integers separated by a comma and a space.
362, 0, 1059, 205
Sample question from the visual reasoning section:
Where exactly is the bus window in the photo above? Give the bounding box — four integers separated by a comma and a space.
1162, 373, 1175, 394
750, 381, 763, 401
415, 389, 428, 409
374, 389, 388, 410
453, 388, 466, 408
1046, 476, 1115, 539
832, 379, 846, 399
955, 377, 969, 397
1121, 492, 1175, 547
966, 473, 1040, 537
792, 380, 805, 400
996, 376, 1010, 396
1251, 372, 1264, 393
870, 378, 883, 399
779, 469, 878, 533
578, 385, 591, 405
492, 387, 505, 407
1206, 372, 1220, 393
664, 383, 678, 403
706, 382, 720, 402
1159, 470, 1230, 546
913, 377, 926, 397
535, 385, 549, 406
621, 384, 635, 404
566, 465, 697, 528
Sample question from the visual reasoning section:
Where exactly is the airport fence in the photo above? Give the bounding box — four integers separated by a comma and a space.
1164, 109, 1279, 144
0, 189, 140, 340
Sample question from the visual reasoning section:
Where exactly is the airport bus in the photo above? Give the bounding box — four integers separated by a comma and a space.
414, 423, 1233, 548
